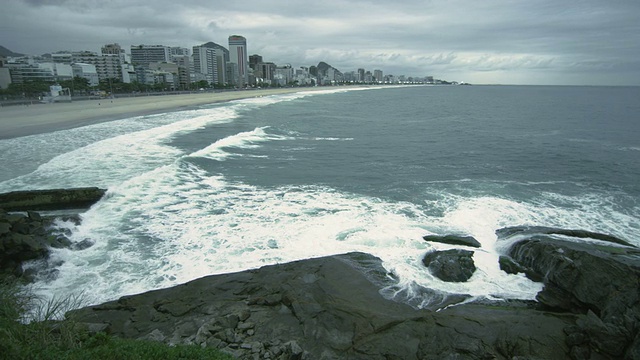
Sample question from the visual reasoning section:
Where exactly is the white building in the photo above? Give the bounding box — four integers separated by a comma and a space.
72, 63, 99, 86
38, 62, 73, 80
192, 42, 228, 86
274, 64, 294, 86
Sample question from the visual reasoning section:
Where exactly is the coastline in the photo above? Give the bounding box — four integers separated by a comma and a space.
0, 87, 326, 139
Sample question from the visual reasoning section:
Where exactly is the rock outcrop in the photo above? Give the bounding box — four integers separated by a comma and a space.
422, 249, 477, 282
423, 234, 481, 248
0, 209, 78, 276
0, 187, 106, 277
499, 226, 640, 359
69, 252, 575, 359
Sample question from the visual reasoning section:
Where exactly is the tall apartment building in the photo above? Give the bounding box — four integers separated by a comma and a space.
274, 64, 294, 86
192, 42, 228, 86
254, 62, 276, 83
171, 55, 191, 89
228, 35, 248, 87
249, 54, 263, 70
130, 45, 170, 68
374, 69, 383, 83
72, 51, 122, 82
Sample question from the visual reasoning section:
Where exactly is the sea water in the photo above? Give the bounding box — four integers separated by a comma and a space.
1, 85, 639, 309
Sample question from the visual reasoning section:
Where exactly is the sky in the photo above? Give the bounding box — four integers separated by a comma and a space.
1, 0, 639, 85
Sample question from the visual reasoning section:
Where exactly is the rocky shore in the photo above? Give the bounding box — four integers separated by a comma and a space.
2, 188, 639, 359
66, 227, 639, 359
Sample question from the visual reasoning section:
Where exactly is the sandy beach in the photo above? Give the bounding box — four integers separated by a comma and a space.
0, 88, 323, 139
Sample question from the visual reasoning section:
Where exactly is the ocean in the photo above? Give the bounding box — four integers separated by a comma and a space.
1, 85, 639, 309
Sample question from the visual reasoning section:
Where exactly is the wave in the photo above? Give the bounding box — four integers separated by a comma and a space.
188, 127, 293, 161
620, 146, 640, 152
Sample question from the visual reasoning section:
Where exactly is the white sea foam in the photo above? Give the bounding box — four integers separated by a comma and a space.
34, 161, 569, 308
32, 166, 639, 309
311, 137, 355, 141
620, 146, 640, 152
188, 127, 292, 161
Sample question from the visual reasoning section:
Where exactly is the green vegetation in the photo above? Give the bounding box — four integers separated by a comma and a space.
0, 276, 232, 360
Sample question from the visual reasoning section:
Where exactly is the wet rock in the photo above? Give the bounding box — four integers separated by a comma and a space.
0, 208, 78, 277
497, 225, 633, 247
70, 252, 574, 359
422, 249, 476, 282
502, 226, 640, 359
423, 234, 481, 248
72, 238, 95, 251
0, 187, 107, 211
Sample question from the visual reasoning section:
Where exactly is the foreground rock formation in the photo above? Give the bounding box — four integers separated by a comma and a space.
0, 187, 106, 276
70, 252, 574, 359
499, 226, 640, 359
67, 226, 640, 360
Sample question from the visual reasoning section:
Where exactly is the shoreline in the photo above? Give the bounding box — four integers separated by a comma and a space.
0, 87, 328, 139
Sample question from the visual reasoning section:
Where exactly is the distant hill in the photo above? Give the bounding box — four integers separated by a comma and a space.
315, 61, 342, 77
0, 45, 24, 57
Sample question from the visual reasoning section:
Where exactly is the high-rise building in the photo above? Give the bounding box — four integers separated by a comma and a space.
192, 42, 228, 86
249, 54, 262, 70
171, 55, 191, 89
228, 35, 248, 87
72, 51, 121, 82
130, 45, 170, 68
374, 69, 383, 83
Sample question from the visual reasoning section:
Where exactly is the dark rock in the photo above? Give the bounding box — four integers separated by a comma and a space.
497, 225, 633, 247
48, 235, 73, 249
0, 208, 81, 278
504, 228, 640, 359
69, 252, 573, 359
422, 249, 476, 282
72, 238, 94, 251
0, 187, 106, 211
423, 234, 481, 248
27, 211, 42, 221
0, 221, 11, 235
499, 255, 527, 275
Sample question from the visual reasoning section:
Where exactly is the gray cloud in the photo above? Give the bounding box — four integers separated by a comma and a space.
2, 0, 639, 85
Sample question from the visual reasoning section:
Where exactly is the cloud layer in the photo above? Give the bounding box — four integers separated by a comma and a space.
2, 0, 639, 85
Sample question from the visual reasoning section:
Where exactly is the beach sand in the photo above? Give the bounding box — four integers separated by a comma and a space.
0, 88, 322, 139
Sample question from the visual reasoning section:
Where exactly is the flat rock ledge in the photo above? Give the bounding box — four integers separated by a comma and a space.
0, 187, 106, 212
69, 252, 577, 360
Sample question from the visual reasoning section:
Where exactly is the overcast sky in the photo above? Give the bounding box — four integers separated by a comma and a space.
1, 0, 639, 85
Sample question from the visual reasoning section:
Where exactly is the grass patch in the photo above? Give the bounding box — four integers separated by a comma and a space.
0, 275, 232, 360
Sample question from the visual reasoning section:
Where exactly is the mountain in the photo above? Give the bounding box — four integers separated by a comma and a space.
0, 45, 24, 57
316, 61, 341, 76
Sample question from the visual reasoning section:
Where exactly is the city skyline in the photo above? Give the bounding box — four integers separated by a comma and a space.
1, 1, 639, 86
